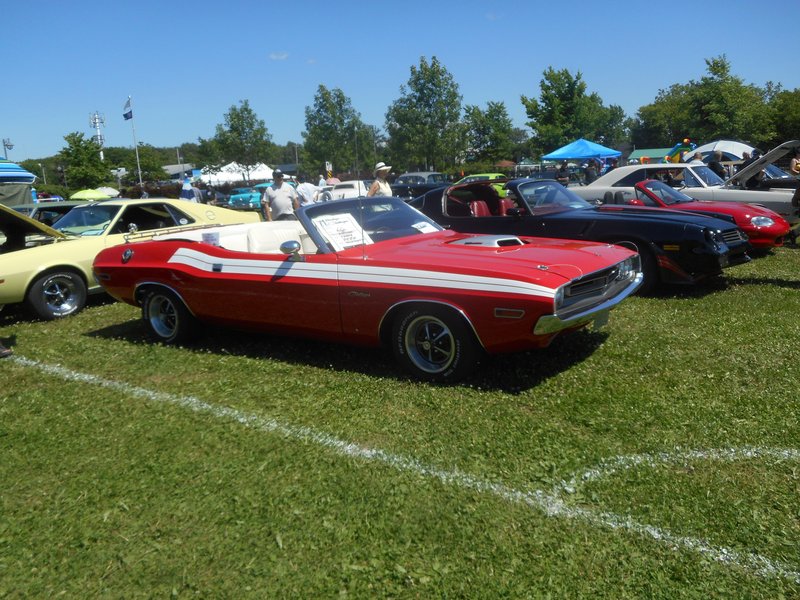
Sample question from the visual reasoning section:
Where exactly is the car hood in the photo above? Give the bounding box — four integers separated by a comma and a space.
723, 139, 800, 186
0, 202, 66, 239
676, 199, 783, 219
356, 231, 635, 288
585, 204, 737, 228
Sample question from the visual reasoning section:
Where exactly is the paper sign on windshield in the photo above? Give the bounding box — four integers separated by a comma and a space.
312, 213, 373, 251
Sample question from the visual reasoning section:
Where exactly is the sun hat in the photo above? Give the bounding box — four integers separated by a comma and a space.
374, 162, 391, 175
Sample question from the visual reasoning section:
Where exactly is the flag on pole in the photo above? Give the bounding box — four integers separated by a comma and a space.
123, 97, 133, 121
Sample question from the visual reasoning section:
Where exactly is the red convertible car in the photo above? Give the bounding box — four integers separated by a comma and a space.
619, 180, 791, 248
93, 197, 642, 382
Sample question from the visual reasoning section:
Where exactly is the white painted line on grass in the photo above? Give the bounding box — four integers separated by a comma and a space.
8, 355, 800, 584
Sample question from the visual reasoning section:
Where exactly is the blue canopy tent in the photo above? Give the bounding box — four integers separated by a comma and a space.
541, 138, 621, 161
0, 160, 37, 206
0, 160, 36, 183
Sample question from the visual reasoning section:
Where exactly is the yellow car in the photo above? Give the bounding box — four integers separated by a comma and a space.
454, 173, 508, 197
0, 198, 260, 319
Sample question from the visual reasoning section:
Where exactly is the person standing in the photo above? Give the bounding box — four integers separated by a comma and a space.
737, 149, 763, 189
583, 159, 598, 184
707, 150, 727, 179
318, 174, 326, 187
555, 161, 570, 186
296, 175, 320, 206
368, 162, 392, 196
263, 169, 299, 221
789, 148, 800, 177
689, 152, 705, 164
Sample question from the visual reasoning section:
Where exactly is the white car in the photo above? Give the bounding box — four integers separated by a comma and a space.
329, 180, 372, 200
692, 139, 800, 189
572, 140, 800, 224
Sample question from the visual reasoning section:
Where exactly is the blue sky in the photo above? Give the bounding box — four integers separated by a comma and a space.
3, 0, 799, 162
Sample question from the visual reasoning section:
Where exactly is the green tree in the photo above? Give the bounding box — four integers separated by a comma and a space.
124, 143, 168, 184
302, 85, 373, 177
521, 67, 627, 156
769, 88, 800, 146
198, 100, 274, 182
57, 132, 109, 190
630, 56, 775, 148
509, 128, 531, 163
385, 56, 465, 172
463, 101, 514, 163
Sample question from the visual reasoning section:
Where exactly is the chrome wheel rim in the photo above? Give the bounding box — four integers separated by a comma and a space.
403, 315, 456, 374
42, 275, 81, 316
148, 294, 178, 339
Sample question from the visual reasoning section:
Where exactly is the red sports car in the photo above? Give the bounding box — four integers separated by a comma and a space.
93, 197, 642, 382
625, 179, 791, 248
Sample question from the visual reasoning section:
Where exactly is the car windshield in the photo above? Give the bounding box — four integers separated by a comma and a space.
53, 204, 120, 236
641, 180, 694, 205
686, 165, 725, 187
764, 164, 791, 179
301, 197, 442, 251
514, 180, 592, 213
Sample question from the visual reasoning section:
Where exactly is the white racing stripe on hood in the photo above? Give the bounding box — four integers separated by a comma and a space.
167, 247, 557, 299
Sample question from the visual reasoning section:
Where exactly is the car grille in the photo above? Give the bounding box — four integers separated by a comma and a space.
720, 228, 747, 245
558, 259, 639, 318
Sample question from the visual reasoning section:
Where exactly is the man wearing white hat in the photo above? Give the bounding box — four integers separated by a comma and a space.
367, 162, 392, 197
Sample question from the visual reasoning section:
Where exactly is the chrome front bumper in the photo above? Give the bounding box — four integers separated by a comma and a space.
533, 272, 643, 335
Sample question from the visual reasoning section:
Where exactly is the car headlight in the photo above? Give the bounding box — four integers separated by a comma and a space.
615, 255, 640, 281
750, 216, 774, 227
554, 286, 565, 310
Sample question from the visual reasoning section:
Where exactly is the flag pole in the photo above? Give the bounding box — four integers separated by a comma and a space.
125, 95, 144, 188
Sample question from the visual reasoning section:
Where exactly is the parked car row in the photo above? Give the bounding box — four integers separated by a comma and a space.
410, 178, 752, 294
571, 140, 800, 225
2, 142, 797, 382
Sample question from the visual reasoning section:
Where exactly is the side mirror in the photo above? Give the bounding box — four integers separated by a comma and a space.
279, 239, 304, 262
628, 198, 645, 206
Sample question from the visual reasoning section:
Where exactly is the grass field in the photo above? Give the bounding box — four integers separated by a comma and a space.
1, 247, 799, 597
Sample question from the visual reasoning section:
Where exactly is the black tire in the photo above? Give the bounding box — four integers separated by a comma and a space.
26, 270, 87, 320
391, 305, 481, 383
613, 240, 658, 294
141, 289, 196, 345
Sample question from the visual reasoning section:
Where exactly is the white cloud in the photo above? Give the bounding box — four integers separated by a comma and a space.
269, 52, 289, 61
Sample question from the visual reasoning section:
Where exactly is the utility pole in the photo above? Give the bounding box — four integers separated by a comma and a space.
90, 112, 105, 161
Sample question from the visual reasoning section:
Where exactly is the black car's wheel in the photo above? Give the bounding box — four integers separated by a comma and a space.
614, 240, 658, 294
392, 305, 481, 383
142, 289, 196, 345
26, 270, 87, 320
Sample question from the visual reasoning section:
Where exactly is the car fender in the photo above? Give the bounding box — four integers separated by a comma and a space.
134, 281, 196, 315
378, 298, 484, 350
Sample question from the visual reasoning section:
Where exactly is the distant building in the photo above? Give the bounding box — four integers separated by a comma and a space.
163, 163, 195, 181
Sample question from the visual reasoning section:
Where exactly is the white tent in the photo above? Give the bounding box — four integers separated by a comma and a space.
199, 162, 274, 185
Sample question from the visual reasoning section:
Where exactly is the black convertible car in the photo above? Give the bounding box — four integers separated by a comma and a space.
410, 178, 752, 292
